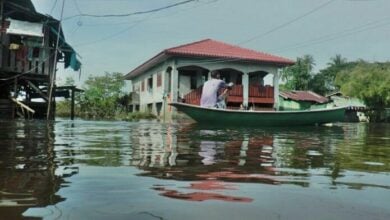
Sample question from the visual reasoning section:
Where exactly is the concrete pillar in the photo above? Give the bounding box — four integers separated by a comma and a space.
243, 73, 249, 107
171, 61, 178, 102
196, 69, 203, 87
273, 70, 280, 109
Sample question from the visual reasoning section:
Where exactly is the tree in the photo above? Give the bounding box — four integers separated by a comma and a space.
335, 61, 390, 122
281, 55, 315, 91
78, 72, 125, 118
317, 54, 348, 93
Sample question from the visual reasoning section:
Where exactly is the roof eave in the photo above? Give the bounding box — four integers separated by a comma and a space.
166, 51, 295, 67
125, 49, 294, 80
125, 52, 169, 80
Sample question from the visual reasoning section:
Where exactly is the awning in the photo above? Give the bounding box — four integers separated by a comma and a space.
6, 18, 43, 37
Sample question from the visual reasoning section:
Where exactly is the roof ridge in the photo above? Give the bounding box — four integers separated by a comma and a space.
211, 39, 294, 62
165, 38, 212, 52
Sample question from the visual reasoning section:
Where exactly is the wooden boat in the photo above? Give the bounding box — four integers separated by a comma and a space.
170, 102, 345, 126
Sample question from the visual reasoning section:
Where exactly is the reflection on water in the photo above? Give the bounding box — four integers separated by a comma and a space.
0, 121, 69, 220
0, 119, 389, 219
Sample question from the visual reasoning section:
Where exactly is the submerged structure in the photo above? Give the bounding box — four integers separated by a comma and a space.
0, 0, 80, 119
125, 39, 294, 118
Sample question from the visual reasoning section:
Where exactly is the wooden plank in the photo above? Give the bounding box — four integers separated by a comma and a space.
1, 33, 9, 68
10, 98, 35, 114
37, 51, 43, 74
43, 27, 51, 76
24, 53, 30, 73
10, 50, 15, 70
26, 80, 48, 101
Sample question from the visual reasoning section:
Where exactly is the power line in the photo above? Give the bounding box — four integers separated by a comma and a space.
63, 0, 198, 20
71, 0, 218, 47
73, 0, 82, 14
77, 0, 218, 27
238, 0, 336, 46
49, 0, 58, 14
270, 17, 390, 53
73, 15, 151, 47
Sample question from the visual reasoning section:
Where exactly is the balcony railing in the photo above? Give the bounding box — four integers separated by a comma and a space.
0, 46, 51, 75
182, 85, 274, 107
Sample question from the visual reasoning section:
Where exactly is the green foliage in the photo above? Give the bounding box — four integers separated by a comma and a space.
56, 100, 72, 117
78, 72, 125, 119
335, 62, 390, 121
281, 54, 315, 91
281, 54, 352, 96
314, 55, 350, 94
308, 73, 328, 95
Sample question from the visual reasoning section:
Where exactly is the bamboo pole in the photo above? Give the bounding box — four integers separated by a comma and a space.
71, 87, 75, 120
10, 98, 35, 114
46, 0, 65, 120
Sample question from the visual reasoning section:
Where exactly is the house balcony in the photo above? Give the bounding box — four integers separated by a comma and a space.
182, 85, 274, 109
0, 46, 52, 77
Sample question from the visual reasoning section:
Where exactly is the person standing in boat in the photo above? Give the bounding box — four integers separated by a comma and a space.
200, 70, 233, 108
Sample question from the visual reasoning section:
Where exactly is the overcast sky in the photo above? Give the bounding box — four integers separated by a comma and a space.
31, 0, 390, 86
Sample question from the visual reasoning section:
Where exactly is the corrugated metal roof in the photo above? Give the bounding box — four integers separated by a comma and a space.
126, 39, 294, 79
280, 91, 329, 103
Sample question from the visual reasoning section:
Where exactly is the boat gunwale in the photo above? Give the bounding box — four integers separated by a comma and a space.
170, 102, 346, 114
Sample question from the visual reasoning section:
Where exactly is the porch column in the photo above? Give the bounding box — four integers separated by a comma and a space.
243, 73, 249, 107
196, 70, 203, 87
273, 70, 280, 109
171, 61, 179, 102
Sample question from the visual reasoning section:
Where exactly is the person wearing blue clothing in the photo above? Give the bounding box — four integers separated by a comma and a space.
200, 70, 233, 108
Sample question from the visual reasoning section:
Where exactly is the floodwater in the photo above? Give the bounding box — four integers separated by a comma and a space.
0, 119, 389, 220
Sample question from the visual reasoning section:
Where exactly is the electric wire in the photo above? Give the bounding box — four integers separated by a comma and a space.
270, 17, 390, 53
63, 0, 197, 20
237, 0, 336, 46
49, 0, 58, 14
71, 0, 218, 47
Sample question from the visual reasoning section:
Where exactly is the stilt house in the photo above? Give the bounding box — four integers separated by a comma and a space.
0, 0, 80, 119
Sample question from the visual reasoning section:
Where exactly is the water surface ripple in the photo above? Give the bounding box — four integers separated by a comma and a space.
0, 119, 389, 220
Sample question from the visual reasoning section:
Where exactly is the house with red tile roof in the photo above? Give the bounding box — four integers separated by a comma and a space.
125, 39, 294, 117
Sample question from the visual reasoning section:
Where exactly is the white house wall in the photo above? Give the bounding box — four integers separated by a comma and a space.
132, 62, 166, 114
130, 57, 282, 116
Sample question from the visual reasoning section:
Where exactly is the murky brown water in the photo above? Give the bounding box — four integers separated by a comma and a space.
0, 119, 389, 220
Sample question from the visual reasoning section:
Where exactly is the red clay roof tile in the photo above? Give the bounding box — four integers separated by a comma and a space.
165, 39, 294, 64
126, 39, 294, 79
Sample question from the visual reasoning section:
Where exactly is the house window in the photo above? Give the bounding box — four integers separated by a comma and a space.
148, 76, 153, 92
157, 73, 162, 87
141, 81, 145, 92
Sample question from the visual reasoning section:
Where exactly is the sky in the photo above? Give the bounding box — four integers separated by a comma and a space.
31, 0, 390, 87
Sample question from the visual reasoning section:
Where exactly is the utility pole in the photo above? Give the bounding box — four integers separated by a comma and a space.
46, 0, 65, 120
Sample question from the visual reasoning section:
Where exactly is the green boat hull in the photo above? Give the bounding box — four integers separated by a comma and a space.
170, 103, 345, 126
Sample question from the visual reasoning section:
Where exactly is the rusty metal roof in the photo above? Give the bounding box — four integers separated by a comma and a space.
280, 91, 329, 103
